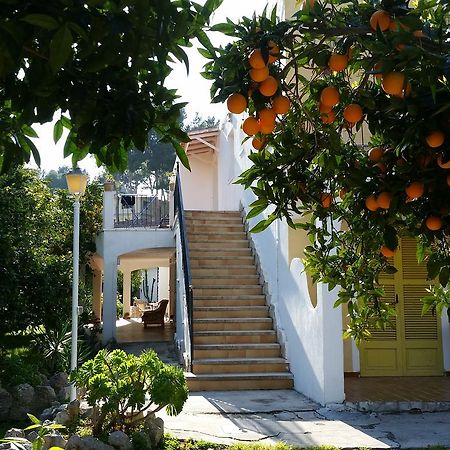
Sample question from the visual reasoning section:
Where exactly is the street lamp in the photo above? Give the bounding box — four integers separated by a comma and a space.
66, 168, 88, 402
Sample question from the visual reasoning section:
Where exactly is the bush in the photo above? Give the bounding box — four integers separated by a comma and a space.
71, 349, 188, 436
0, 350, 42, 387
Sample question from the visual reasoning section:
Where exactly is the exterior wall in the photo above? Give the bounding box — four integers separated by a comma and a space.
180, 153, 217, 210
158, 266, 170, 301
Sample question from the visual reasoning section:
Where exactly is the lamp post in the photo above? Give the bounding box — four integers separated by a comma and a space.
66, 168, 88, 402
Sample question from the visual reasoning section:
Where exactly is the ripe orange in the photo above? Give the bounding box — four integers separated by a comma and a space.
380, 245, 396, 257
399, 81, 412, 98
249, 66, 269, 82
321, 192, 332, 208
426, 130, 445, 148
258, 108, 276, 134
437, 156, 450, 169
405, 181, 424, 199
227, 93, 247, 114
447, 174, 450, 186
248, 49, 266, 69
320, 86, 340, 107
319, 102, 333, 113
368, 147, 384, 162
343, 104, 364, 123
328, 53, 348, 72
321, 110, 335, 124
425, 215, 443, 231
382, 72, 406, 96
365, 195, 379, 211
242, 117, 260, 136
375, 162, 387, 174
377, 191, 392, 209
370, 10, 391, 32
302, 0, 315, 10
339, 188, 347, 200
413, 30, 426, 38
373, 62, 383, 80
272, 96, 290, 114
252, 137, 266, 150
259, 76, 278, 97
268, 41, 280, 64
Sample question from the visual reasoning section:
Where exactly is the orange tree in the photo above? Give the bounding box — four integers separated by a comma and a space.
202, 0, 450, 339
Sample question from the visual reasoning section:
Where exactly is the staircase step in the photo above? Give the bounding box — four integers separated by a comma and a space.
189, 240, 249, 249
193, 330, 277, 344
190, 248, 252, 257
194, 286, 262, 296
193, 318, 273, 331
193, 275, 259, 286
192, 266, 257, 276
190, 256, 255, 266
188, 224, 244, 233
195, 296, 266, 307
188, 231, 247, 241
186, 372, 294, 391
194, 306, 269, 318
194, 343, 281, 359
192, 357, 289, 373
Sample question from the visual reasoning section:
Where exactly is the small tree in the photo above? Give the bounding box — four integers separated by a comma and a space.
70, 349, 188, 436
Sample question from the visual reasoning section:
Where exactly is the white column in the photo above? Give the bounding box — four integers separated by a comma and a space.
92, 269, 102, 320
103, 183, 115, 230
102, 249, 118, 345
158, 267, 169, 300
123, 270, 132, 318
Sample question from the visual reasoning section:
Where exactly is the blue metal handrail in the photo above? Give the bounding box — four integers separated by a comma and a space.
174, 163, 193, 370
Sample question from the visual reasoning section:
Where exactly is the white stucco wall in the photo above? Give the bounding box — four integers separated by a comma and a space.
158, 267, 170, 301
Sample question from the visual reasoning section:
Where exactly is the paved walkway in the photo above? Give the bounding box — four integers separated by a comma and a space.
159, 390, 450, 448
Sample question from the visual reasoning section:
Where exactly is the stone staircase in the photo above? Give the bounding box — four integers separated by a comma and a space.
185, 210, 293, 391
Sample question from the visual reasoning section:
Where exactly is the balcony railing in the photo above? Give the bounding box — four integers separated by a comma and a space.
114, 193, 169, 228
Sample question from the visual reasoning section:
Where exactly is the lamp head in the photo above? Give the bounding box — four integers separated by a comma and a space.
66, 168, 88, 197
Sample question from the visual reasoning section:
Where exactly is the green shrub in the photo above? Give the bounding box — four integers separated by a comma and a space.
71, 349, 188, 436
0, 350, 42, 387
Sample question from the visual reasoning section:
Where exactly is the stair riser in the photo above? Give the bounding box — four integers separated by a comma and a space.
192, 362, 289, 374
187, 378, 294, 391
188, 233, 247, 241
189, 241, 249, 249
195, 309, 269, 319
190, 257, 254, 266
194, 334, 277, 344
193, 321, 272, 331
193, 277, 259, 286
194, 288, 262, 296
195, 299, 266, 307
188, 226, 244, 233
186, 217, 242, 224
194, 348, 281, 359
190, 249, 252, 257
192, 267, 257, 276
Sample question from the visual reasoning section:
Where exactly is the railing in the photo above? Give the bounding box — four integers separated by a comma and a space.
174, 164, 194, 371
114, 193, 169, 228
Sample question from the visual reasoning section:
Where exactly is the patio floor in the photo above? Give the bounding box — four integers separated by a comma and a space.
115, 317, 175, 343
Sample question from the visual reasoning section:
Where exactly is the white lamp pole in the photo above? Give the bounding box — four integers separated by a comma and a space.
66, 168, 88, 402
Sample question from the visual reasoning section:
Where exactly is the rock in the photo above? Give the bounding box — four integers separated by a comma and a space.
33, 385, 57, 412
67, 399, 80, 420
144, 416, 164, 448
40, 407, 56, 421
79, 401, 93, 419
43, 432, 67, 450
25, 431, 38, 443
10, 384, 34, 420
56, 387, 70, 403
131, 432, 151, 450
0, 442, 32, 450
66, 435, 83, 450
76, 437, 114, 450
108, 431, 132, 450
54, 410, 71, 425
0, 388, 13, 420
49, 373, 69, 391
4, 429, 25, 439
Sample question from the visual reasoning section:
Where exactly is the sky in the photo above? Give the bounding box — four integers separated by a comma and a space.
30, 0, 271, 178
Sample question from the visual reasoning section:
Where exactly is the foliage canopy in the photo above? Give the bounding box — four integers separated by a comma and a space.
203, 0, 450, 339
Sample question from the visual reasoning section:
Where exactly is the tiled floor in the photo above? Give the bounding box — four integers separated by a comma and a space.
345, 375, 450, 402
115, 317, 175, 343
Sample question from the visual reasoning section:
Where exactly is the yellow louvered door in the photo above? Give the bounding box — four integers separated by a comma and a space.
400, 238, 443, 375
360, 238, 444, 376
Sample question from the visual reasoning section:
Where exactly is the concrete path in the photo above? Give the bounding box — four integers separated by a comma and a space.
159, 390, 450, 448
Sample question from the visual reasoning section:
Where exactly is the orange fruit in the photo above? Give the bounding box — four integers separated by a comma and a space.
320, 86, 340, 107
446, 174, 450, 186
377, 191, 392, 209
368, 147, 384, 162
321, 110, 335, 124
373, 62, 383, 80
365, 195, 379, 211
426, 130, 445, 148
268, 41, 280, 64
425, 215, 443, 231
405, 181, 424, 199
258, 108, 276, 134
343, 104, 364, 123
319, 102, 333, 113
370, 10, 391, 32
249, 66, 269, 82
413, 30, 426, 38
252, 137, 266, 150
272, 96, 290, 114
339, 188, 347, 200
227, 93, 247, 114
375, 162, 387, 174
328, 53, 348, 72
248, 49, 266, 69
242, 117, 260, 136
399, 81, 412, 98
302, 0, 315, 10
437, 156, 450, 169
382, 72, 406, 96
321, 192, 332, 208
380, 245, 396, 257
259, 120, 276, 134
259, 76, 278, 97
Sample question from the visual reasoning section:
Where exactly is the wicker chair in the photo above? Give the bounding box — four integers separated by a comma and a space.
141, 299, 168, 328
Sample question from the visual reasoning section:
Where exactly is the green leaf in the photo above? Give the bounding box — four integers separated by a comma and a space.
195, 30, 216, 58
49, 26, 73, 73
197, 48, 213, 59
439, 266, 449, 287
209, 22, 236, 34
27, 413, 41, 424
173, 141, 190, 170
22, 125, 38, 138
246, 203, 268, 219
21, 14, 59, 30
53, 119, 64, 144
60, 115, 72, 130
